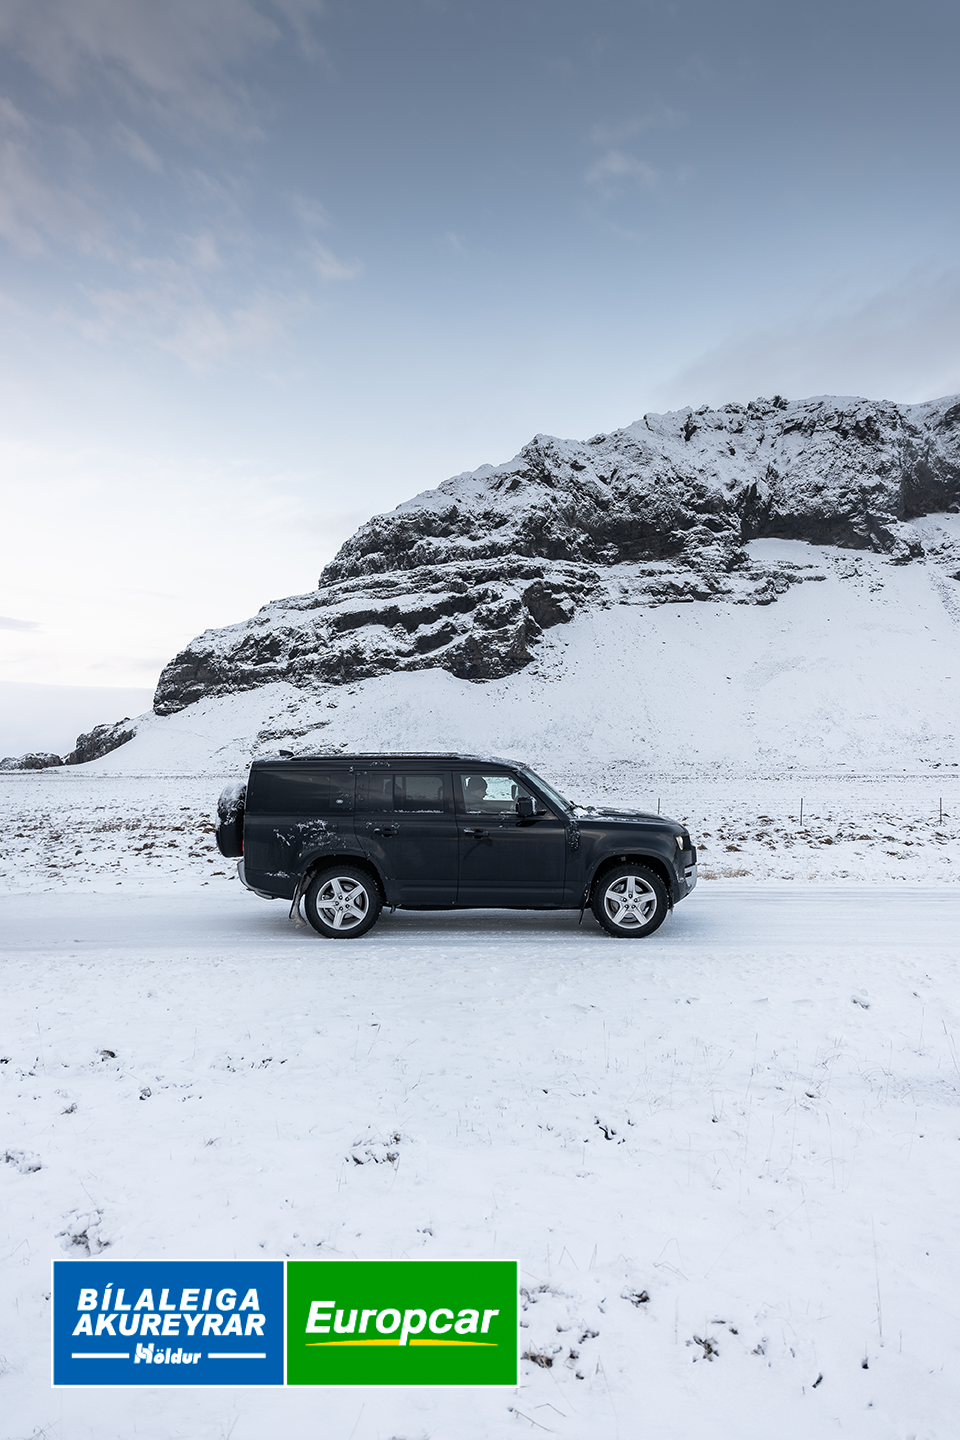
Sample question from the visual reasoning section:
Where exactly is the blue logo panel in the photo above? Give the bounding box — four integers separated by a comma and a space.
53, 1260, 284, 1387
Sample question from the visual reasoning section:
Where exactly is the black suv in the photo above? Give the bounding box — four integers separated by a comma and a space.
216, 754, 697, 939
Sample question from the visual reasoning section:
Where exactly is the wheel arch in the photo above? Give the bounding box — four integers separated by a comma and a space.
588, 852, 673, 900
298, 851, 387, 902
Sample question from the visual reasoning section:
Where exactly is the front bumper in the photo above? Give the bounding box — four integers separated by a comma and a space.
684, 862, 698, 894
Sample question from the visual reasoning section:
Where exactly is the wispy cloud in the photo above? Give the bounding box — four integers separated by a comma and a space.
584, 148, 660, 194
179, 231, 222, 270
113, 123, 163, 172
0, 2, 339, 368
655, 268, 960, 410
584, 106, 686, 200
288, 191, 332, 229
0, 95, 30, 131
270, 0, 328, 64
308, 241, 363, 282
588, 107, 685, 147
77, 267, 299, 369
0, 128, 97, 254
0, 615, 39, 631
0, 0, 326, 136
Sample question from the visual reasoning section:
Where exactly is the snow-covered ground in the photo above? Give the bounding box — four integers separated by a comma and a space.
4, 874, 960, 1439
2, 763, 960, 1439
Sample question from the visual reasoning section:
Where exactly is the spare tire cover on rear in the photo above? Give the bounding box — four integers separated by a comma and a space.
215, 781, 246, 857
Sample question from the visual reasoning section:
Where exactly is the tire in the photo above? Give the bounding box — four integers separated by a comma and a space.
592, 863, 669, 939
304, 866, 382, 939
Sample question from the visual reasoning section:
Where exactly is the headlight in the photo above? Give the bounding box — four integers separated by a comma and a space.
675, 834, 685, 851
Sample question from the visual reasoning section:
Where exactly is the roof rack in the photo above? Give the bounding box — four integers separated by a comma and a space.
253, 751, 528, 768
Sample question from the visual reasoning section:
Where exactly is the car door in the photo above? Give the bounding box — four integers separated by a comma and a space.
455, 769, 567, 906
356, 768, 458, 905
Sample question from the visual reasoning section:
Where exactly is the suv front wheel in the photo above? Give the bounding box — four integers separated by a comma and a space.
304, 867, 382, 939
592, 864, 668, 938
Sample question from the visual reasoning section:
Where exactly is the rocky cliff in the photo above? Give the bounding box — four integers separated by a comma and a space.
0, 719, 137, 771
152, 393, 960, 715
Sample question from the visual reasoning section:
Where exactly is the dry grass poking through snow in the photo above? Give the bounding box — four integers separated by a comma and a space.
685, 807, 960, 883
0, 774, 231, 892
1, 770, 958, 892
559, 770, 960, 885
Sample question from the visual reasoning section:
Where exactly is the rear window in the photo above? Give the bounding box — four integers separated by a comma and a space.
250, 768, 354, 814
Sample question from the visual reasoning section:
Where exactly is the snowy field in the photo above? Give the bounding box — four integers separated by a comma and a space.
2, 768, 960, 1438
1, 769, 957, 892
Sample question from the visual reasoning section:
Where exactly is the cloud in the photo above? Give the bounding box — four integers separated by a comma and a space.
0, 128, 96, 253
179, 231, 222, 270
0, 615, 39, 630
588, 107, 685, 147
78, 269, 297, 369
654, 268, 960, 411
114, 123, 163, 172
269, 0, 328, 63
584, 148, 659, 194
0, 95, 29, 130
583, 107, 685, 201
0, 0, 326, 135
0, 2, 345, 372
308, 241, 363, 282
288, 191, 333, 229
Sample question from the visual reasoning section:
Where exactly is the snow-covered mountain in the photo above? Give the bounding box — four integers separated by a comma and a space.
6, 392, 960, 775
154, 393, 960, 716
77, 523, 960, 777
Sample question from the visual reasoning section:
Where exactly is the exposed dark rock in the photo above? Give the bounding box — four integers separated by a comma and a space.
154, 560, 602, 713
65, 720, 136, 766
151, 393, 960, 715
0, 751, 63, 771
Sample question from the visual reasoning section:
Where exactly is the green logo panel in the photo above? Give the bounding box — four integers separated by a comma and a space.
286, 1259, 518, 1387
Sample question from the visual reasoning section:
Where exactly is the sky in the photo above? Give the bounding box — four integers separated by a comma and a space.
2, 0, 960, 753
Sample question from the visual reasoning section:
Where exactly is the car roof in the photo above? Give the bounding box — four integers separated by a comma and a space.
250, 752, 531, 770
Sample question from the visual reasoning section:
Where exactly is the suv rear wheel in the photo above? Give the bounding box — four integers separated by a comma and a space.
592, 863, 668, 938
304, 867, 382, 939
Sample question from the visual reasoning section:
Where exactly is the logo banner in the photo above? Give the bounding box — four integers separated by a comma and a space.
287, 1259, 519, 1387
52, 1260, 285, 1387
52, 1258, 518, 1388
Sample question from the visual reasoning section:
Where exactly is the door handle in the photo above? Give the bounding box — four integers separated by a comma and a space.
368, 824, 398, 837
463, 827, 489, 838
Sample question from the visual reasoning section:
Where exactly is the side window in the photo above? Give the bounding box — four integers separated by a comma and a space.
250, 769, 354, 814
362, 774, 394, 810
358, 773, 449, 813
393, 773, 446, 813
458, 772, 543, 815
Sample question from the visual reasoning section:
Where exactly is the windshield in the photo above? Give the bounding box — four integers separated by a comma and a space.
521, 768, 571, 813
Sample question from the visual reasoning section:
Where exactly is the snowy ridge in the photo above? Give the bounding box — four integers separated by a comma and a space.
154, 393, 960, 716
327, 393, 960, 579
44, 530, 959, 778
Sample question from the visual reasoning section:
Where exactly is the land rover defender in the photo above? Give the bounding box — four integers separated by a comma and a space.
216, 754, 697, 939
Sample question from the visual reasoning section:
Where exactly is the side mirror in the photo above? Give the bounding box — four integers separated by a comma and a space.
517, 796, 545, 819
